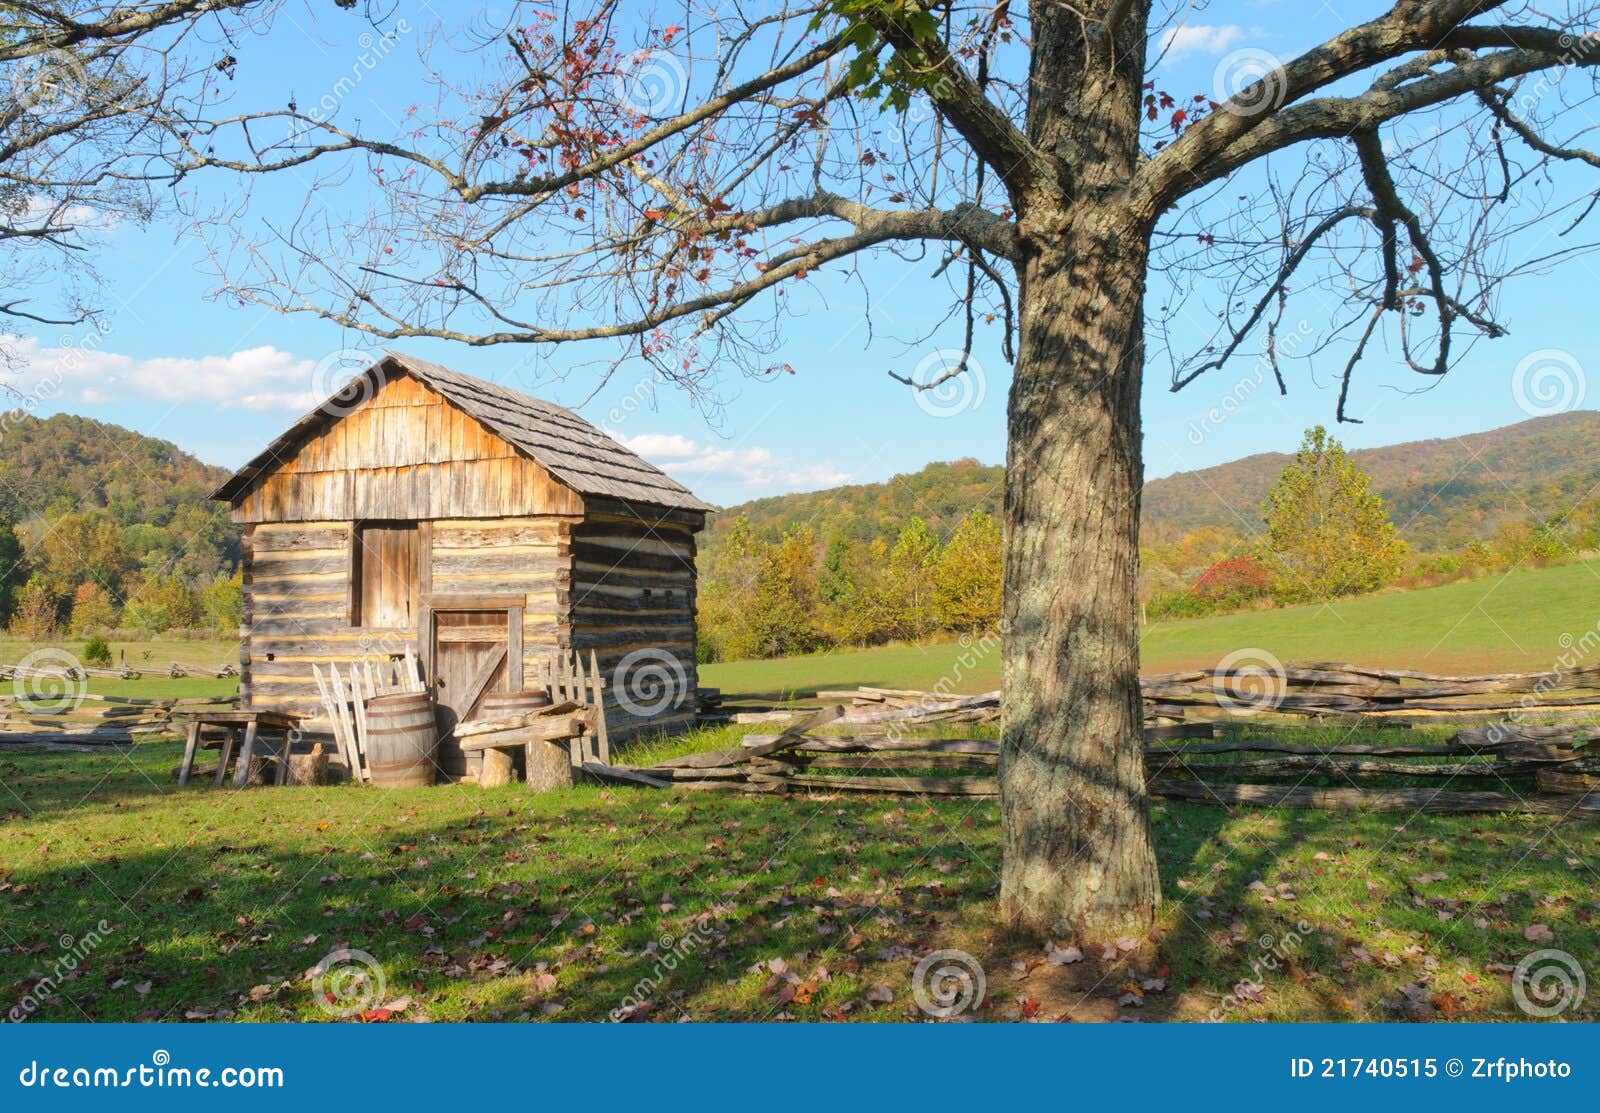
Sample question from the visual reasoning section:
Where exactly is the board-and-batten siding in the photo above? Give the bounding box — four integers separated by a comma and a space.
230, 375, 584, 523
567, 505, 700, 738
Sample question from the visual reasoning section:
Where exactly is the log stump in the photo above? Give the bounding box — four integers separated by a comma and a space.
525, 738, 572, 792
478, 747, 516, 788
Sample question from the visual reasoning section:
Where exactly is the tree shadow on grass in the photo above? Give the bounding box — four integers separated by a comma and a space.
3, 742, 1596, 1023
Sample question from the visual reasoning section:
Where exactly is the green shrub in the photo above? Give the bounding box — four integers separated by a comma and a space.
82, 634, 113, 668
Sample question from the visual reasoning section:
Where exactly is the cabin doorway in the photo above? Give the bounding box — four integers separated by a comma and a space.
420, 594, 524, 780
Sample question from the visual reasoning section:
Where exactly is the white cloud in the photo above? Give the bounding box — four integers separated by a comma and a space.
0, 338, 352, 411
613, 431, 851, 494
1160, 23, 1245, 57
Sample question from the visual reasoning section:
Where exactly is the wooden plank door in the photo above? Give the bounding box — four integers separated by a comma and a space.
423, 596, 524, 780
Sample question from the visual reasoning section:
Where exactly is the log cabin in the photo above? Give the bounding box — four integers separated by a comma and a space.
212, 352, 711, 775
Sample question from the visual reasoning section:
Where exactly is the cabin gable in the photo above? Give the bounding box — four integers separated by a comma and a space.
230, 373, 586, 523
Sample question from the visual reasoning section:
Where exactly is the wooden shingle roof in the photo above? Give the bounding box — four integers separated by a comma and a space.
212, 351, 713, 513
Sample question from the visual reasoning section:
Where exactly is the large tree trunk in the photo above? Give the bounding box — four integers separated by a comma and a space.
998, 3, 1159, 943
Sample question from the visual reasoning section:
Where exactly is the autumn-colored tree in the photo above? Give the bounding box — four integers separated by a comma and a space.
747, 527, 823, 658
883, 518, 940, 641
121, 575, 201, 633
1192, 556, 1273, 604
200, 572, 245, 634
202, 0, 1600, 941
26, 510, 136, 601
1261, 427, 1408, 603
933, 511, 1002, 631
68, 582, 121, 633
9, 577, 58, 639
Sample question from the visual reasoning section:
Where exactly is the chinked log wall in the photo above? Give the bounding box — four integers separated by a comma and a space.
242, 516, 578, 733
568, 500, 700, 738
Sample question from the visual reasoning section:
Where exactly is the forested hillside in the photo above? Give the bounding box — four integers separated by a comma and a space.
1142, 411, 1600, 548
0, 413, 241, 636
707, 412, 1600, 554
697, 414, 1600, 659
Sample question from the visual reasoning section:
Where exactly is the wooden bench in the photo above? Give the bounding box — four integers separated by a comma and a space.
174, 710, 302, 788
455, 705, 588, 790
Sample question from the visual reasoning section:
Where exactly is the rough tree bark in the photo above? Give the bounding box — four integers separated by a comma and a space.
998, 4, 1160, 942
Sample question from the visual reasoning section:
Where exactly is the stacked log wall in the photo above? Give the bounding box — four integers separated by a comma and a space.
566, 500, 702, 739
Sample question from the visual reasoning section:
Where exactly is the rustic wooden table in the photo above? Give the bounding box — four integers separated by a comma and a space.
174, 710, 302, 788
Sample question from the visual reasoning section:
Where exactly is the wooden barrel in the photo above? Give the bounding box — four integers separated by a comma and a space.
478, 690, 553, 718
364, 692, 438, 787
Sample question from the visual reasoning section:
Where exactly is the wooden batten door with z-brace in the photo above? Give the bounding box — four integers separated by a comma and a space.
419, 593, 524, 781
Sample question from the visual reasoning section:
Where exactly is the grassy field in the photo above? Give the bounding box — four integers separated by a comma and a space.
702, 559, 1600, 698
0, 635, 241, 701
1, 726, 1595, 1023
1139, 559, 1600, 675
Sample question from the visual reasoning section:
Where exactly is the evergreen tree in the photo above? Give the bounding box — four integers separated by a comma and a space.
1261, 427, 1408, 603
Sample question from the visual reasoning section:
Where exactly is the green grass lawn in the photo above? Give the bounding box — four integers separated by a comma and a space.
701, 638, 1000, 701
702, 559, 1600, 699
2, 728, 1595, 1023
0, 635, 240, 702
1138, 558, 1600, 675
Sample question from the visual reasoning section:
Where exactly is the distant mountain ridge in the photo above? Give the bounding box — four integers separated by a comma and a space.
0, 412, 232, 526
707, 411, 1600, 551
1142, 411, 1600, 548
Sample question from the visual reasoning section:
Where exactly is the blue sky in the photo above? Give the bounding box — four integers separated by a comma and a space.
6, 1, 1598, 508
